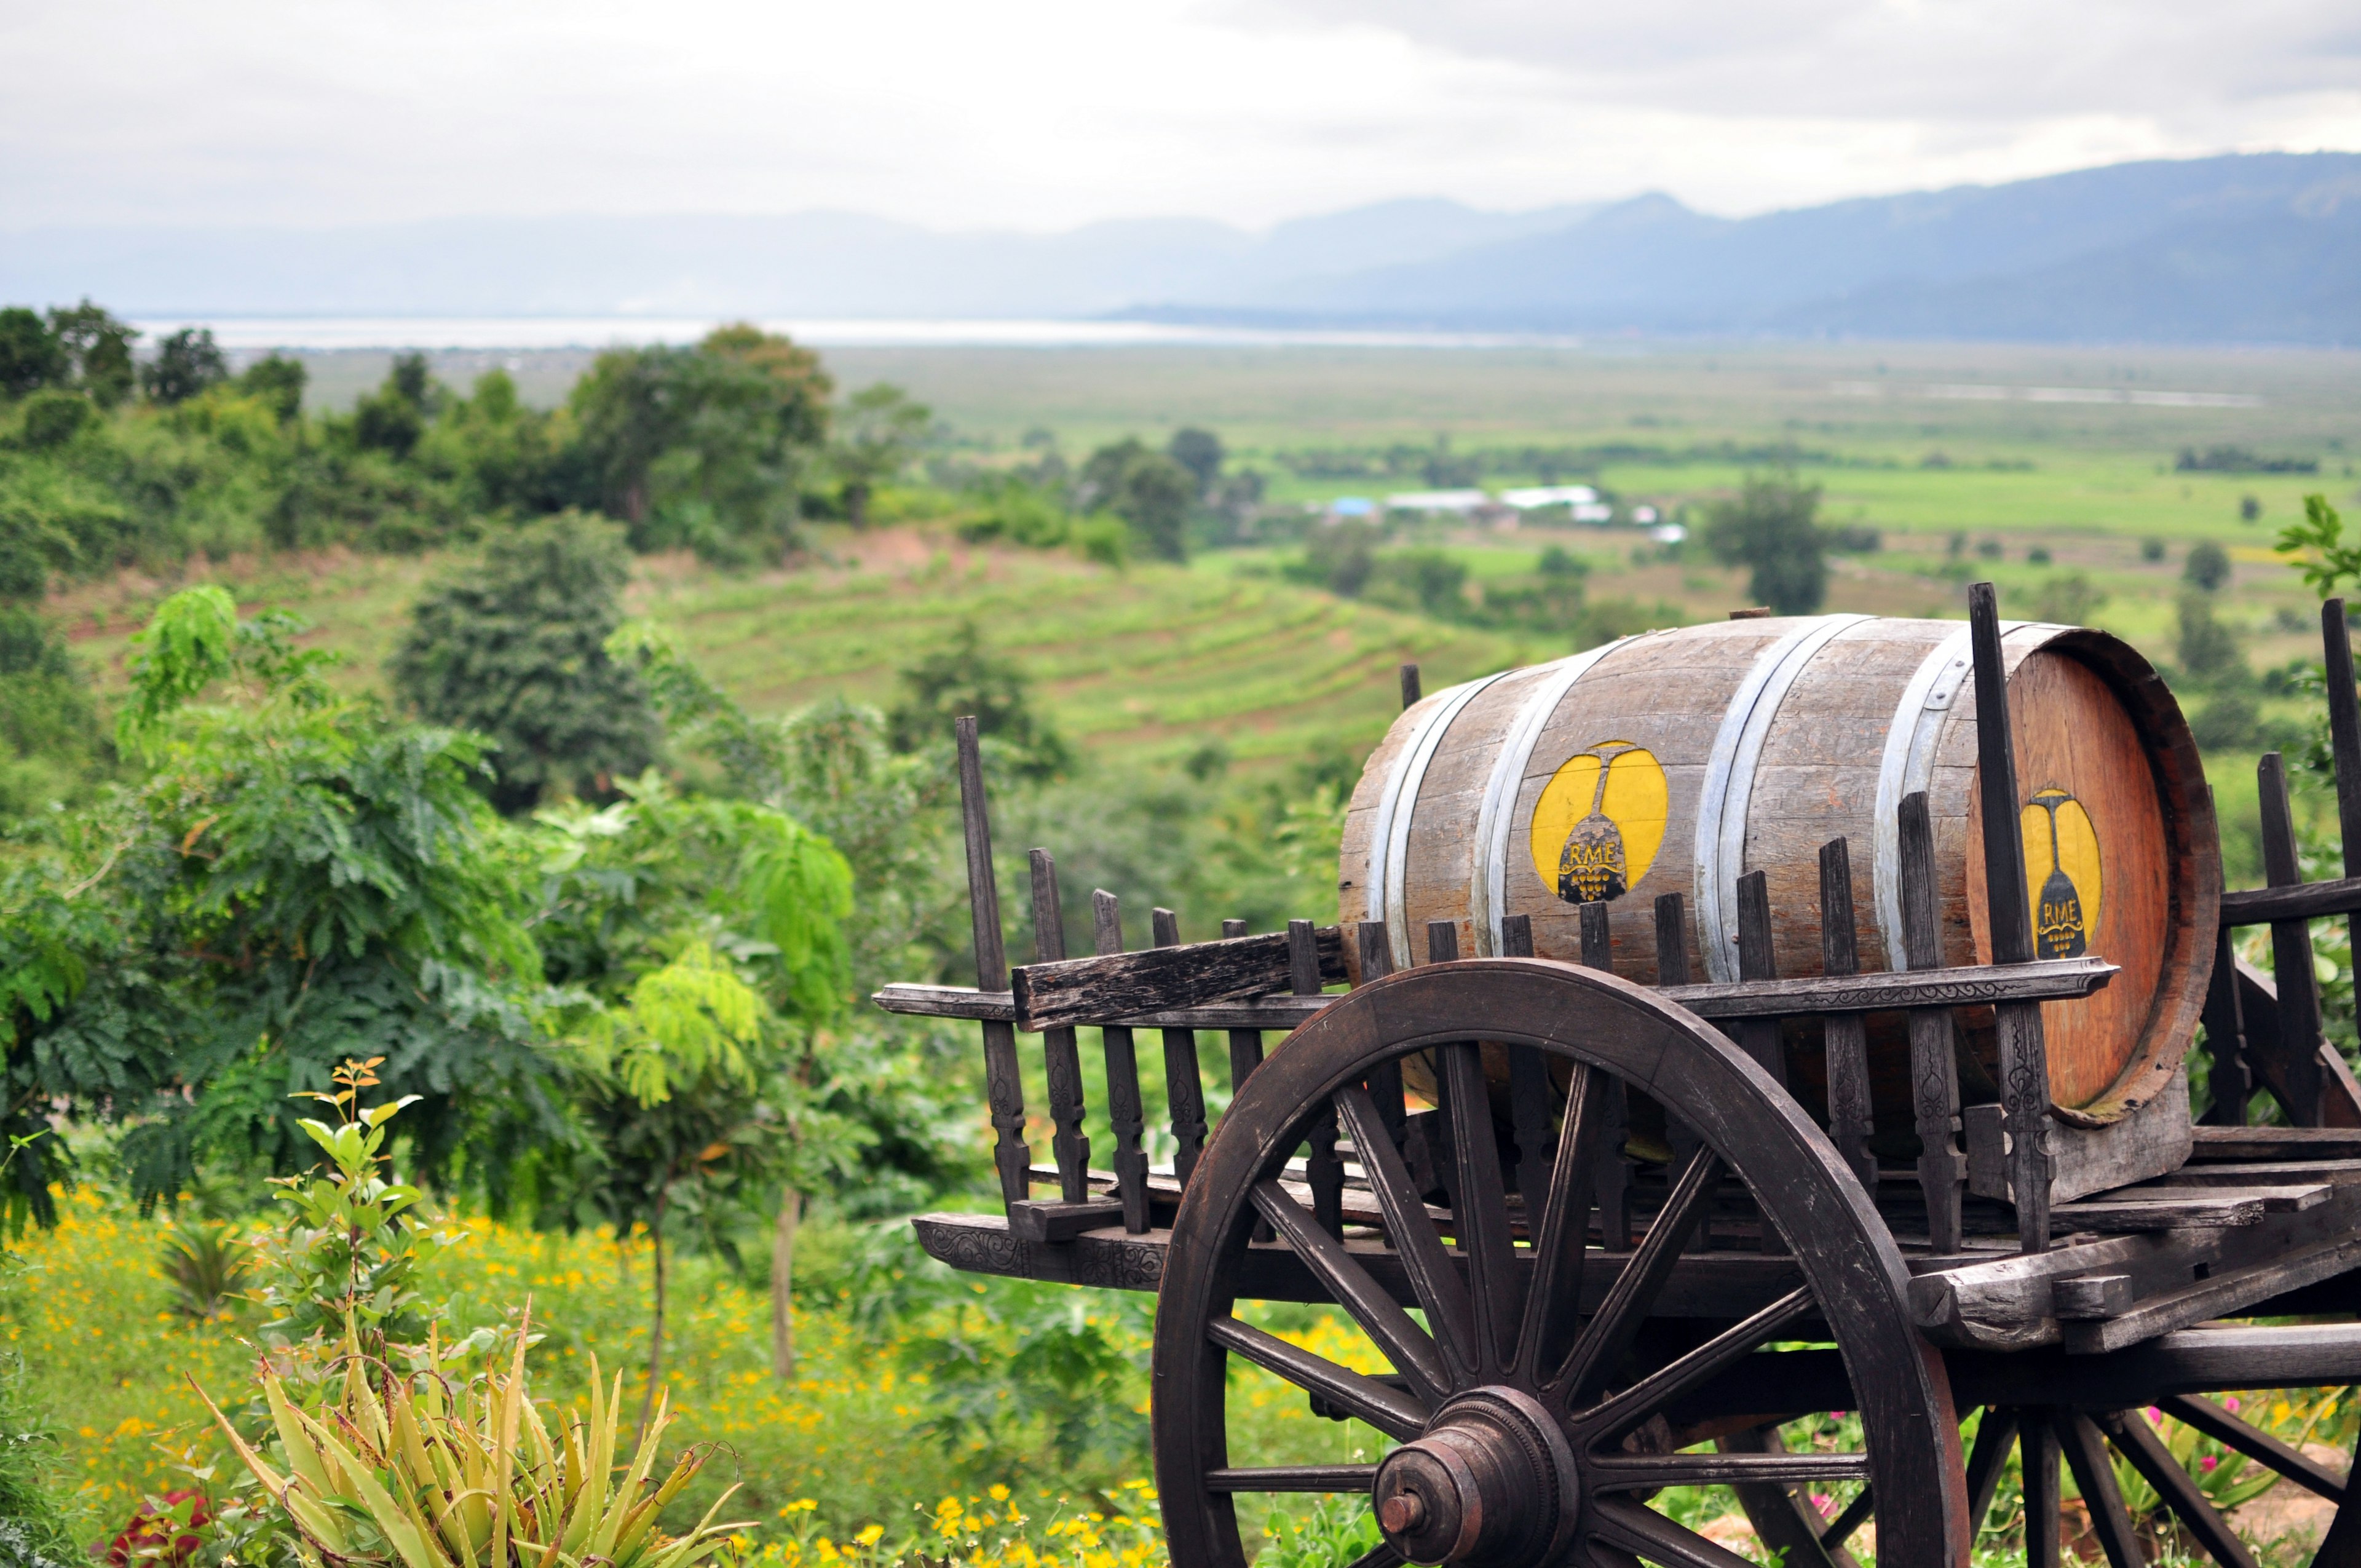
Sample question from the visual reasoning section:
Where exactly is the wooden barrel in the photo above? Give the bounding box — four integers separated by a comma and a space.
1338, 614, 2218, 1126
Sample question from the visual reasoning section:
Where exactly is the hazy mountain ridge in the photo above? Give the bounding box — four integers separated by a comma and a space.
1, 152, 2353, 343
1145, 152, 2361, 344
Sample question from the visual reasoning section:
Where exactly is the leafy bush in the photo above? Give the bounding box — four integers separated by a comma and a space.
0, 1349, 74, 1567
1701, 472, 1827, 614
158, 1222, 255, 1320
2185, 540, 2232, 591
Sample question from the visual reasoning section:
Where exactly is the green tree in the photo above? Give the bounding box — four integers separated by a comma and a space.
0, 311, 62, 400
390, 513, 659, 814
1, 587, 561, 1220
1166, 427, 1224, 496
1701, 472, 1828, 614
352, 354, 434, 457
44, 300, 136, 408
885, 619, 1072, 780
140, 327, 228, 405
537, 774, 857, 1390
2185, 540, 2232, 592
1079, 437, 1195, 561
830, 383, 930, 526
2177, 590, 2244, 686
0, 604, 106, 817
568, 327, 831, 562
237, 353, 309, 424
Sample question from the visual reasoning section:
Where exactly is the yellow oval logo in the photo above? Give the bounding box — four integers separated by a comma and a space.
1529, 742, 1669, 905
2023, 785, 2102, 959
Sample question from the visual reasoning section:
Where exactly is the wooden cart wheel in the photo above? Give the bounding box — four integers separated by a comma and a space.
1150, 957, 1972, 1568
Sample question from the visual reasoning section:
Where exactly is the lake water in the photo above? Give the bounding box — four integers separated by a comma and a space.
123, 316, 1584, 352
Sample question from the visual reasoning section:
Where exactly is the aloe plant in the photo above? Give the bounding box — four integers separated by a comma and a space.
196, 1316, 748, 1568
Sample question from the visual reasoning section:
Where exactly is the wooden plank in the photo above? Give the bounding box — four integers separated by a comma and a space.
1094, 890, 1150, 1233
2046, 1192, 2271, 1231
2258, 751, 2328, 1123
2126, 1182, 2333, 1211
957, 715, 1032, 1206
2139, 1159, 2361, 1187
1820, 837, 1876, 1190
1010, 924, 1348, 1032
906, 1210, 1811, 1318
2189, 1126, 2361, 1160
1661, 956, 2116, 1017
2221, 875, 2361, 927
1968, 1065, 2191, 1207
1155, 906, 1209, 1187
1901, 790, 1966, 1253
873, 984, 1330, 1031
2231, 960, 2361, 1128
2063, 1229, 2361, 1353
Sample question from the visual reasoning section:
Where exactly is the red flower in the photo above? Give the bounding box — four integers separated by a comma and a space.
108, 1489, 212, 1567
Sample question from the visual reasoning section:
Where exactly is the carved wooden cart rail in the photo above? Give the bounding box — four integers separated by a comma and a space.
875, 584, 2361, 1568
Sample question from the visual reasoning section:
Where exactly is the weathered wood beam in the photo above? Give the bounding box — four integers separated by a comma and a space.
1008, 924, 1348, 1032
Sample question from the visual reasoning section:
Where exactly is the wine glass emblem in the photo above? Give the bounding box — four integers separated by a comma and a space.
1557, 742, 1643, 904
2030, 786, 2088, 959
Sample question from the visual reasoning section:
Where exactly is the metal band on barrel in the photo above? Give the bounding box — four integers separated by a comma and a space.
1693, 614, 1874, 982
1368, 670, 1516, 972
1870, 621, 2059, 971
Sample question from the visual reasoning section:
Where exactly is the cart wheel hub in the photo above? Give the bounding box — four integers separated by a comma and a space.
1371, 1388, 1577, 1566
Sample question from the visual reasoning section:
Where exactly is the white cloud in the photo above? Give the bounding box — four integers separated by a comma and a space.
0, 0, 2354, 232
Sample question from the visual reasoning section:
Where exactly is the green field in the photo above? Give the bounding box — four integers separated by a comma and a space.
68, 339, 2361, 883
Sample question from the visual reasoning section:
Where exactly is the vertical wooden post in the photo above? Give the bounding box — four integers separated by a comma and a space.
1578, 901, 1611, 969
957, 716, 1032, 1208
1901, 791, 1966, 1251
1293, 920, 1345, 1238
1654, 893, 1691, 986
1500, 914, 1556, 1205
1733, 869, 1786, 1087
1427, 919, 1459, 963
2199, 921, 2252, 1126
1221, 917, 1264, 1095
1572, 911, 1633, 1250
1970, 580, 2051, 1252
1153, 907, 1208, 1186
1654, 893, 1708, 1251
2323, 600, 2361, 875
1819, 837, 1877, 1190
1030, 850, 1092, 1203
1400, 663, 1423, 710
1093, 890, 1150, 1233
2260, 751, 2327, 1124
1358, 921, 1407, 1147
2022, 1416, 2064, 1568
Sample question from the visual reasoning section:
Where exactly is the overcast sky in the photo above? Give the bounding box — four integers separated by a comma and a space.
4, 0, 2356, 233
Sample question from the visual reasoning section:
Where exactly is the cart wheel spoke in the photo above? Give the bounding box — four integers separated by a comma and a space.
1820, 1486, 1873, 1553
2104, 1409, 2259, 1568
1578, 1286, 1814, 1446
1588, 1498, 1762, 1568
1249, 1177, 1451, 1406
1588, 1451, 1870, 1491
1204, 1465, 1380, 1494
1334, 1083, 1481, 1385
1962, 1408, 2019, 1536
2057, 1411, 2144, 1568
1439, 1040, 1521, 1376
2161, 1393, 2352, 1500
1549, 1144, 1723, 1410
1515, 1062, 1605, 1382
1207, 1316, 1428, 1441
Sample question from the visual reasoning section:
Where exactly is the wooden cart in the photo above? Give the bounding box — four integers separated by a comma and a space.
876, 584, 2361, 1568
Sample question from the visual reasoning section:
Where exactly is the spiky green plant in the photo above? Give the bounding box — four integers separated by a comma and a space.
197, 1317, 747, 1568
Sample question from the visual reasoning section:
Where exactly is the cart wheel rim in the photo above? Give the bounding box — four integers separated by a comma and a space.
1150, 956, 1972, 1568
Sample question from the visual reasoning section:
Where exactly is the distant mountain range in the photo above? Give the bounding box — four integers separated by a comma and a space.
3, 152, 2355, 345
